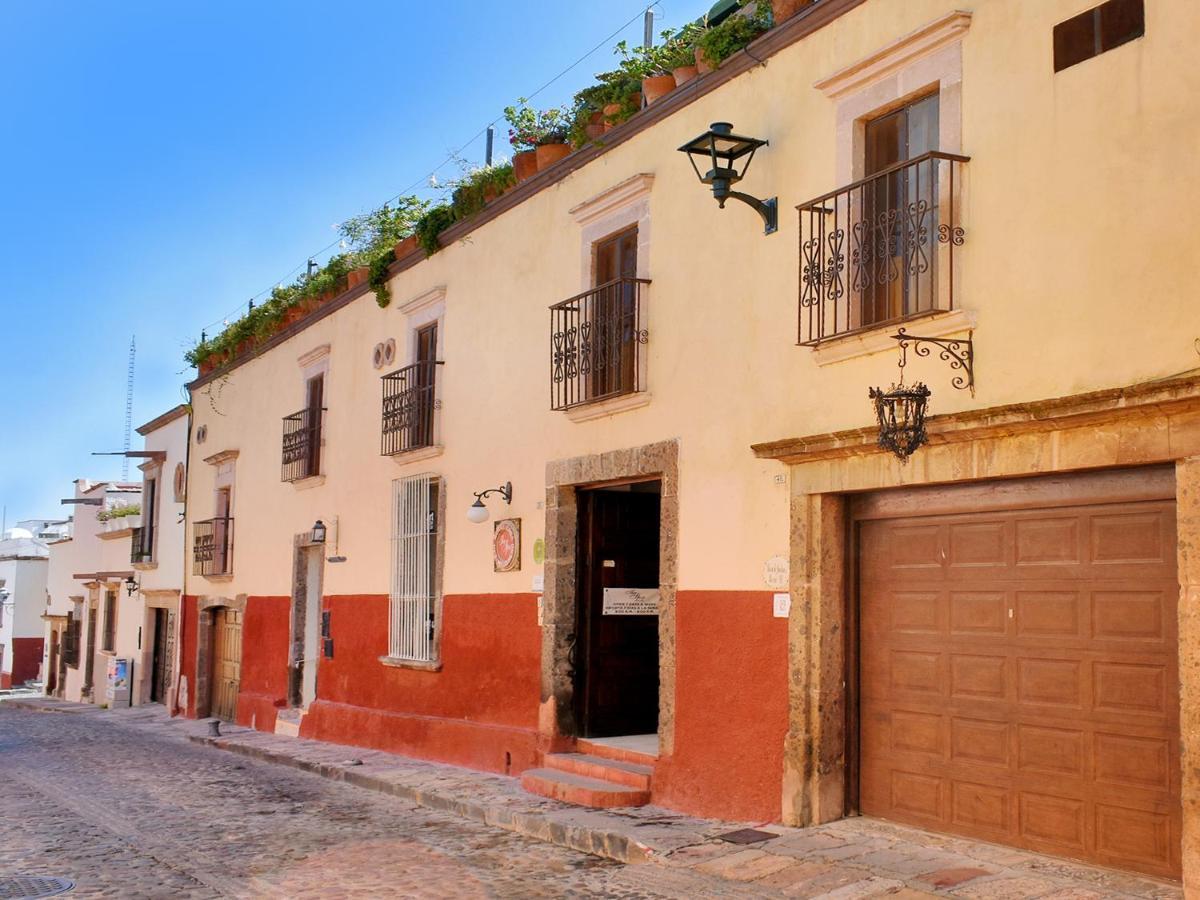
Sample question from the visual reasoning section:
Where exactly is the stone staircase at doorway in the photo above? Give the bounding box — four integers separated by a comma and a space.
520, 735, 656, 808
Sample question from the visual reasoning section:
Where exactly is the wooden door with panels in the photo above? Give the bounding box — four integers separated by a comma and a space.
590, 227, 639, 401
854, 467, 1181, 879
210, 607, 243, 722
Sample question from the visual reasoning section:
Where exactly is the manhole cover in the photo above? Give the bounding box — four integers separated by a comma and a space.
717, 828, 777, 845
0, 876, 75, 899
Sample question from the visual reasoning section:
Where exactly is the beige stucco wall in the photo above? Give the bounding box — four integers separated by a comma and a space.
187, 0, 1199, 605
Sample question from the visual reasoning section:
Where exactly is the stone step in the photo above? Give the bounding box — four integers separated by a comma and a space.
520, 768, 651, 808
544, 752, 653, 790
575, 737, 658, 768
274, 708, 304, 737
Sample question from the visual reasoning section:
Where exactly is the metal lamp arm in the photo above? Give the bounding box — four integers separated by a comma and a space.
473, 481, 512, 504
724, 191, 778, 234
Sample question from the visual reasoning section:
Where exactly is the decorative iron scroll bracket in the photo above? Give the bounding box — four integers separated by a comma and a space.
891, 328, 975, 396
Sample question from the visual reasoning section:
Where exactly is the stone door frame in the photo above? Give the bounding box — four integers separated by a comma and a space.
540, 439, 679, 755
753, 374, 1200, 892
193, 593, 246, 719
288, 532, 325, 709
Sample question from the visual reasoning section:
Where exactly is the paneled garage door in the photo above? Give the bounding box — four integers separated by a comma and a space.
857, 468, 1181, 879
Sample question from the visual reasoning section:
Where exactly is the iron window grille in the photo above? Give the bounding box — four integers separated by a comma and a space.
130, 526, 153, 564
282, 407, 324, 482
550, 277, 650, 411
798, 152, 969, 346
193, 516, 234, 577
381, 361, 443, 456
389, 474, 441, 663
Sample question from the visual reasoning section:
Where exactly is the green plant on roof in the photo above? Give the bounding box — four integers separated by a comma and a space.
97, 503, 141, 522
697, 0, 770, 69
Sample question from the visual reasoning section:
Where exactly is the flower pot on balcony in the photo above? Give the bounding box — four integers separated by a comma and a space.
772, 0, 812, 23
535, 142, 571, 170
585, 110, 606, 141
347, 265, 370, 289
394, 234, 419, 260
673, 65, 699, 87
513, 149, 538, 183
695, 47, 715, 74
642, 75, 676, 105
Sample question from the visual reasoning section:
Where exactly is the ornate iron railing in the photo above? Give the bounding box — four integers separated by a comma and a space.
381, 361, 442, 456
281, 407, 323, 482
130, 526, 153, 564
193, 516, 234, 577
798, 152, 969, 345
550, 277, 650, 411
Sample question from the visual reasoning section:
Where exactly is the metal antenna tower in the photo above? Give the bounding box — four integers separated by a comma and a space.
122, 336, 136, 480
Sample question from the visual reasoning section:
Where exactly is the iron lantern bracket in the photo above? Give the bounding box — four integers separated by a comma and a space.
721, 191, 778, 234
474, 481, 512, 505
891, 328, 975, 396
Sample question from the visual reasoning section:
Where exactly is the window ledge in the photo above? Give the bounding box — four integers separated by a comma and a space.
97, 527, 136, 541
379, 655, 442, 672
202, 574, 234, 583
566, 391, 651, 423
387, 444, 444, 466
132, 561, 158, 572
289, 474, 326, 490
809, 309, 975, 366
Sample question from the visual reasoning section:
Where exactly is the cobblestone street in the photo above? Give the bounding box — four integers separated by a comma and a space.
0, 706, 752, 899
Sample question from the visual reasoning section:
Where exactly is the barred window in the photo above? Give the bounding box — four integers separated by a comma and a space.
101, 589, 117, 652
64, 609, 80, 668
389, 474, 441, 662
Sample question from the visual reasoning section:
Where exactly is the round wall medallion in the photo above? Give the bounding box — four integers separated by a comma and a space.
195, 424, 208, 445
384, 338, 396, 365
173, 462, 187, 502
372, 344, 384, 369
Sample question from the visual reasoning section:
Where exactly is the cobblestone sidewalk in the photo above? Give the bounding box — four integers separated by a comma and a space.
6, 697, 1181, 899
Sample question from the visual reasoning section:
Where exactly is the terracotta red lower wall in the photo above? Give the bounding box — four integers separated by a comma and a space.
300, 593, 541, 774
10, 638, 43, 686
180, 595, 199, 717
653, 590, 789, 822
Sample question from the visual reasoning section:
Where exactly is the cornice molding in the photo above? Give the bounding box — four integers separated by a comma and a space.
814, 10, 972, 100
398, 285, 447, 316
569, 174, 655, 226
203, 449, 239, 466
297, 343, 331, 368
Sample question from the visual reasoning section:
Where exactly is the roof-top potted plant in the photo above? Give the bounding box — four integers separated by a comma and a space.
697, 0, 771, 71
505, 100, 572, 178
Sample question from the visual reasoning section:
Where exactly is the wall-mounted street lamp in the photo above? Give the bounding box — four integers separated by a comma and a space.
467, 482, 512, 524
310, 520, 327, 544
124, 575, 139, 597
678, 122, 778, 235
869, 329, 975, 462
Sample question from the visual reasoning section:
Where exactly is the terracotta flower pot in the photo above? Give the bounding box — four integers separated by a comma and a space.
695, 47, 715, 74
513, 149, 538, 183
483, 185, 499, 203
673, 65, 699, 87
347, 265, 370, 289
602, 103, 623, 131
771, 0, 811, 23
393, 235, 419, 260
585, 123, 607, 140
199, 356, 217, 377
535, 142, 571, 170
283, 306, 305, 327
629, 91, 643, 108
642, 74, 676, 105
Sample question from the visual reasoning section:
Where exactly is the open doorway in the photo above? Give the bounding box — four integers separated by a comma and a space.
289, 541, 325, 710
573, 480, 661, 740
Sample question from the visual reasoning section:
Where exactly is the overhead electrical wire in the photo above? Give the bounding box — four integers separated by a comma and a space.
193, 2, 664, 339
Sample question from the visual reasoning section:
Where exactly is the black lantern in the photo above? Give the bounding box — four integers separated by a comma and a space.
678, 122, 778, 234
124, 574, 139, 597
869, 382, 931, 462
311, 520, 327, 543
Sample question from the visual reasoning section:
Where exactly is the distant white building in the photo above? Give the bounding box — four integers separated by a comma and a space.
0, 519, 69, 689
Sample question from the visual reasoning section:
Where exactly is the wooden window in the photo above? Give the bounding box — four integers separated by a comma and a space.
388, 474, 441, 662
140, 476, 157, 562
101, 589, 117, 652
591, 227, 639, 400
63, 612, 80, 668
304, 373, 324, 477
1054, 0, 1144, 72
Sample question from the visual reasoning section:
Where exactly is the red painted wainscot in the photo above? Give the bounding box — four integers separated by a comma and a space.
236, 596, 291, 732
300, 593, 542, 775
652, 591, 789, 822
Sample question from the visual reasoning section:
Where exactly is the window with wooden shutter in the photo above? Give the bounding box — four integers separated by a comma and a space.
101, 590, 117, 652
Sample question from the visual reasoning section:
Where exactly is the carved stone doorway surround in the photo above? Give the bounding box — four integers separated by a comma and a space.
752, 374, 1200, 893
193, 593, 246, 719
540, 439, 679, 755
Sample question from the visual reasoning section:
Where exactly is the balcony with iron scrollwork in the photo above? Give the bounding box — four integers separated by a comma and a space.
281, 407, 323, 482
797, 152, 969, 346
550, 277, 650, 412
381, 360, 442, 456
192, 517, 233, 577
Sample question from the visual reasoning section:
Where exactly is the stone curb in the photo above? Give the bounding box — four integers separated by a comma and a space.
192, 734, 651, 865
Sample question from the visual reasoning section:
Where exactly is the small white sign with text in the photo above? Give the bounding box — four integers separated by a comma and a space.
602, 587, 660, 616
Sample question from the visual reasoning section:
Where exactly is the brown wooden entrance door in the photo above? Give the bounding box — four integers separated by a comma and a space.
575, 484, 660, 738
210, 607, 243, 722
856, 468, 1181, 879
150, 608, 170, 703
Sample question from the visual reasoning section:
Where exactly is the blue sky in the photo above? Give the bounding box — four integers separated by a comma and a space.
0, 0, 700, 523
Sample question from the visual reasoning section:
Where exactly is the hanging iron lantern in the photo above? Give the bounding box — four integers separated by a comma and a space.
869, 382, 931, 462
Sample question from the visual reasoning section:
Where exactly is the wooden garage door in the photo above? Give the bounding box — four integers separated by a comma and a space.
857, 468, 1181, 879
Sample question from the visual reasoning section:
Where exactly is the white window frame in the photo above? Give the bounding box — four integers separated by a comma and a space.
385, 473, 443, 667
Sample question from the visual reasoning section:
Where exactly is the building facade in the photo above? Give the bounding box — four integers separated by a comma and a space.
181, 0, 1199, 887
0, 520, 68, 689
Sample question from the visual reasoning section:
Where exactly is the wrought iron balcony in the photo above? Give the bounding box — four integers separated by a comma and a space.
381, 360, 442, 456
130, 526, 153, 564
193, 516, 233, 577
798, 151, 969, 345
281, 407, 323, 482
550, 277, 649, 411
